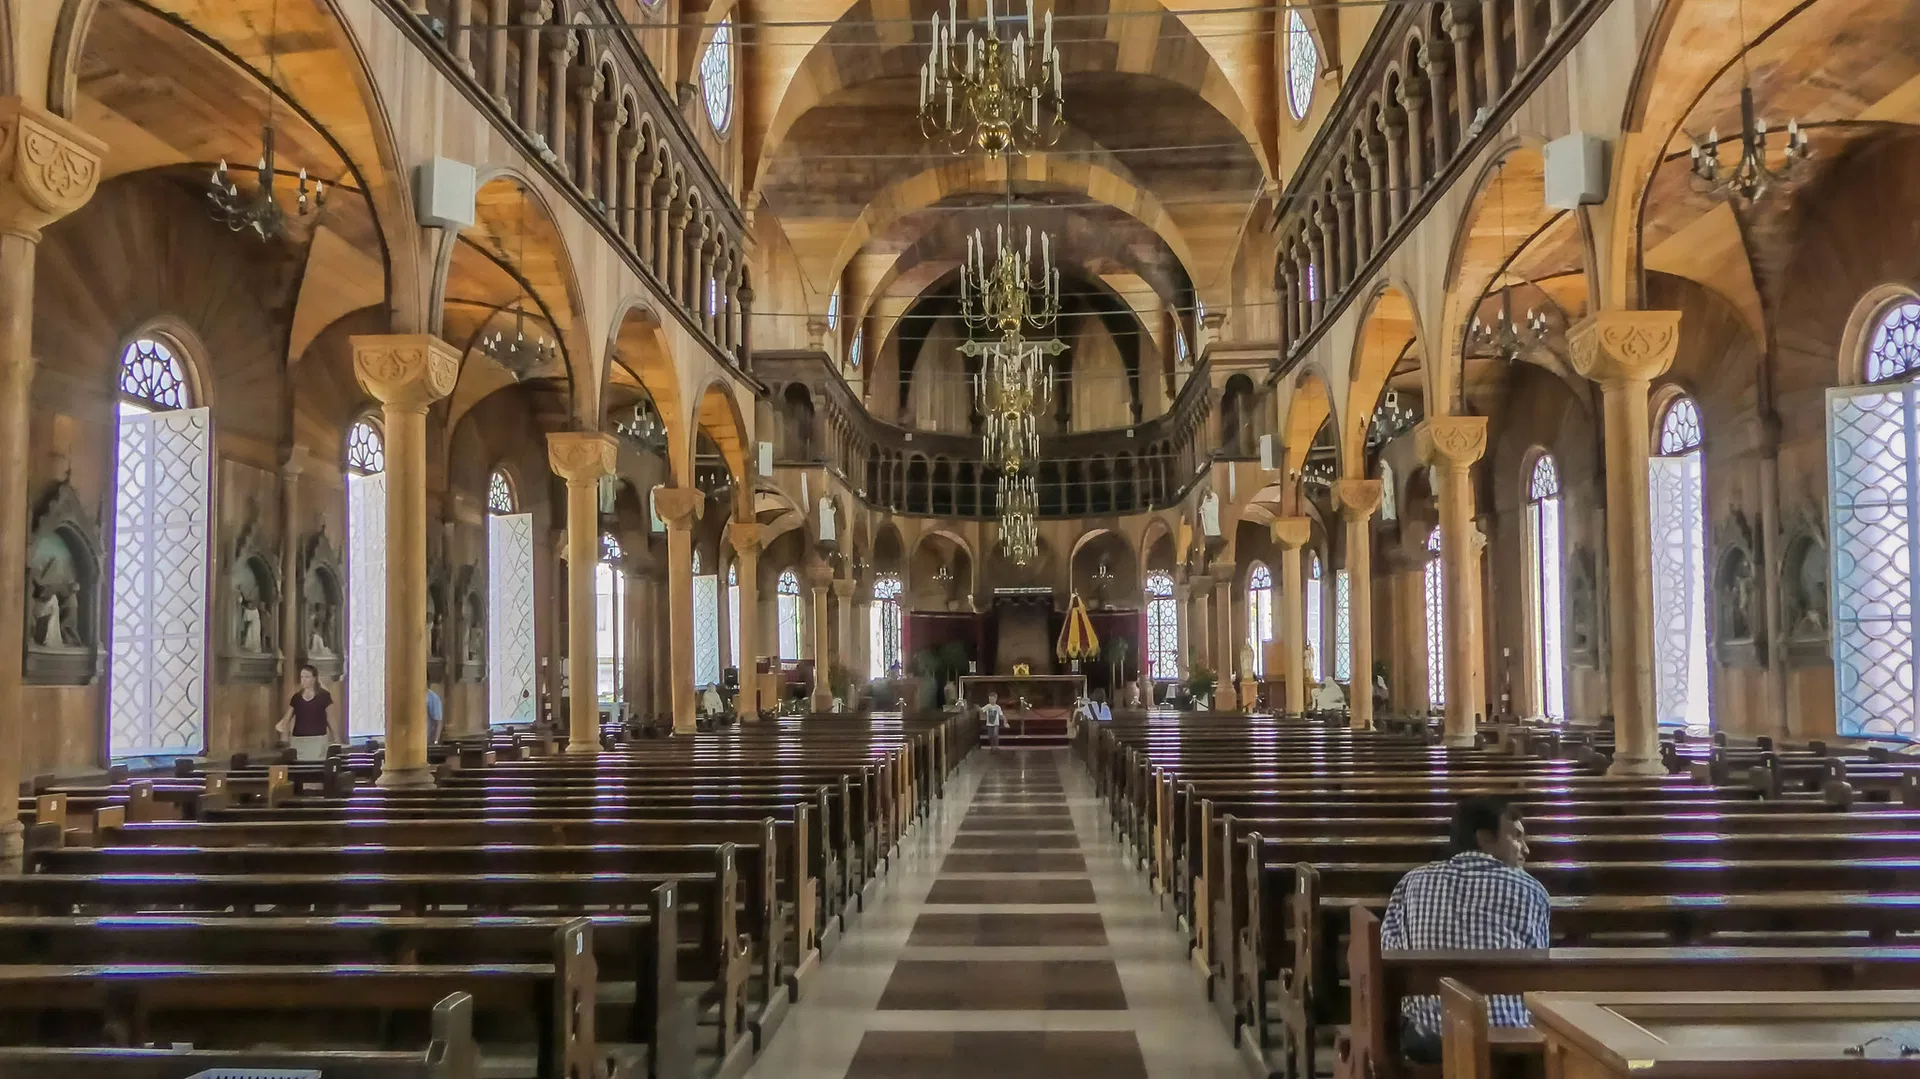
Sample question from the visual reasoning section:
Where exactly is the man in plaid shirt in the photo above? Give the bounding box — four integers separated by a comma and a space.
1380, 796, 1550, 1062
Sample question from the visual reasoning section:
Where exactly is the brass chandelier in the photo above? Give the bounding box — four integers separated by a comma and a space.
207, 0, 326, 240
962, 223, 1061, 335
920, 0, 1064, 158
997, 472, 1039, 565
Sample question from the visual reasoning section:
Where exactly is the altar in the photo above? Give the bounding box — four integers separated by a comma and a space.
958, 674, 1086, 714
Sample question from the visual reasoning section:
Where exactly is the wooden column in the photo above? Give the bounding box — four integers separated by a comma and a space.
1569, 311, 1682, 775
809, 564, 833, 711
0, 102, 103, 869
546, 432, 617, 753
654, 487, 704, 734
727, 522, 762, 719
1417, 416, 1490, 746
1272, 518, 1311, 716
1211, 567, 1237, 711
1333, 480, 1384, 729
353, 336, 460, 786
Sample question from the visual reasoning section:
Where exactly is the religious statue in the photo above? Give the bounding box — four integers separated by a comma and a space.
32, 585, 70, 649
1126, 682, 1142, 709
1565, 547, 1598, 663
464, 598, 485, 664
1199, 490, 1221, 538
429, 605, 446, 662
1717, 547, 1756, 642
1304, 643, 1320, 686
238, 597, 264, 654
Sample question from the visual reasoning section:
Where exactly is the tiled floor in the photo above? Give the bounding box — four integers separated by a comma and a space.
742, 748, 1245, 1079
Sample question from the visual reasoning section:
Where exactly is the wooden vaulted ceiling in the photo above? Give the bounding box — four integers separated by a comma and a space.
747, 0, 1272, 337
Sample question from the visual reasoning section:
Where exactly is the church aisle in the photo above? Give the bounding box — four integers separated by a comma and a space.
743, 747, 1244, 1079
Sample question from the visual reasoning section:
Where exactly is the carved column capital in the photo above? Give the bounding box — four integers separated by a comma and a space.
352, 334, 459, 413
831, 578, 854, 599
1333, 478, 1383, 520
653, 485, 704, 531
726, 521, 762, 558
546, 431, 618, 485
1415, 415, 1488, 471
1270, 516, 1312, 550
1568, 309, 1682, 388
0, 100, 105, 241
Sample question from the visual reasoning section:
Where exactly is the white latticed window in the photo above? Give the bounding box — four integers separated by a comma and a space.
1333, 569, 1352, 683
1305, 553, 1324, 683
1528, 454, 1567, 720
870, 573, 904, 681
1145, 571, 1179, 680
596, 534, 624, 706
1286, 8, 1318, 120
487, 508, 537, 726
693, 547, 720, 688
1828, 298, 1920, 741
346, 419, 387, 739
701, 17, 734, 133
1425, 526, 1445, 709
109, 338, 210, 758
727, 562, 741, 668
776, 568, 803, 660
1651, 396, 1709, 733
1247, 562, 1273, 678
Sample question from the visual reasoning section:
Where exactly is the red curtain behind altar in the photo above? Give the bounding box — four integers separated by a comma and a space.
903, 611, 986, 674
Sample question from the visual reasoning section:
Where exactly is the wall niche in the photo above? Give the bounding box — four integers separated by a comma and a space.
221, 513, 281, 683
299, 528, 344, 681
24, 481, 102, 685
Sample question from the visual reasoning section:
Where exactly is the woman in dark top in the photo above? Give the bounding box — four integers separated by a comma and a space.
279, 663, 334, 761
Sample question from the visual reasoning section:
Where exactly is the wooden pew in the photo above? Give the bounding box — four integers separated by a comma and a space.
1339, 907, 1920, 1079
0, 990, 479, 1079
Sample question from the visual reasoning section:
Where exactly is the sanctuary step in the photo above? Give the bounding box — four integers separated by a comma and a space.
998, 716, 1071, 749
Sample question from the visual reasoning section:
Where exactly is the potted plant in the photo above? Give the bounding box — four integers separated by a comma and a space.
1185, 660, 1217, 710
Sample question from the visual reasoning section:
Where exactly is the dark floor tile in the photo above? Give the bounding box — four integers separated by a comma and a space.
940, 851, 1088, 874
949, 832, 1080, 850
906, 911, 1108, 946
878, 959, 1128, 1010
960, 814, 1072, 831
924, 877, 1097, 904
843, 1030, 1146, 1079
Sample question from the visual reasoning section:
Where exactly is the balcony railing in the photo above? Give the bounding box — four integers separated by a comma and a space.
1274, 0, 1608, 366
385, 0, 747, 363
756, 353, 1221, 519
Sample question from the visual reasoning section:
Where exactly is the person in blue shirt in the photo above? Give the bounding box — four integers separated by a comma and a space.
1380, 796, 1550, 1063
425, 686, 444, 744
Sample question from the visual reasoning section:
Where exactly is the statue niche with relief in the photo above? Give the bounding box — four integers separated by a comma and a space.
220, 512, 281, 683
299, 528, 344, 681
455, 563, 486, 683
1564, 545, 1601, 669
1779, 506, 1831, 666
1713, 508, 1765, 668
24, 481, 102, 685
426, 554, 449, 685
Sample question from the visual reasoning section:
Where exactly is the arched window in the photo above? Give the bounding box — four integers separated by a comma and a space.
346, 420, 385, 474
1527, 454, 1566, 720
488, 470, 515, 514
1651, 395, 1709, 733
826, 289, 840, 331
1864, 299, 1920, 384
692, 546, 720, 687
596, 533, 625, 707
1379, 460, 1398, 520
776, 568, 803, 660
1247, 562, 1274, 679
345, 418, 388, 738
1305, 552, 1325, 683
108, 337, 211, 757
727, 561, 741, 668
700, 17, 734, 133
1425, 526, 1445, 709
870, 573, 904, 681
1830, 296, 1920, 740
487, 467, 536, 727
1145, 570, 1179, 680
848, 329, 864, 370
1286, 8, 1318, 120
